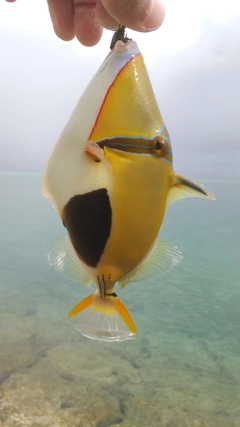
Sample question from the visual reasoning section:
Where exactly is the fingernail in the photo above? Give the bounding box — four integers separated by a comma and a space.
142, 0, 164, 31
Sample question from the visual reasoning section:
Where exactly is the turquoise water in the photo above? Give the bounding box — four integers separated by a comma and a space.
0, 171, 239, 427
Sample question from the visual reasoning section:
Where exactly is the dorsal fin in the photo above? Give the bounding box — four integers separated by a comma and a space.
166, 173, 215, 208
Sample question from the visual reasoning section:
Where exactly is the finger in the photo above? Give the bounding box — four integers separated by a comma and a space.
100, 0, 165, 32
95, 1, 118, 30
74, 3, 103, 46
143, 0, 165, 31
47, 0, 75, 41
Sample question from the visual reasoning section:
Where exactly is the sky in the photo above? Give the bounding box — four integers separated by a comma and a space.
0, 0, 240, 178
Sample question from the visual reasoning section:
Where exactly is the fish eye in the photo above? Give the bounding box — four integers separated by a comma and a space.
152, 137, 166, 156
155, 140, 162, 150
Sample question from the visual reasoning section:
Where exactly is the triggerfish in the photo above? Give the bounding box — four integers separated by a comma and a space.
42, 29, 214, 342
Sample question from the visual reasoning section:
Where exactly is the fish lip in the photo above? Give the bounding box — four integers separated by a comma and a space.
86, 140, 108, 153
113, 39, 135, 52
105, 39, 138, 61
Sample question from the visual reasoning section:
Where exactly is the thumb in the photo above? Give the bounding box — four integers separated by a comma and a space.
100, 0, 165, 32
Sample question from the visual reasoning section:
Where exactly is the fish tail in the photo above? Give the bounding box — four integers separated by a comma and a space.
68, 291, 137, 342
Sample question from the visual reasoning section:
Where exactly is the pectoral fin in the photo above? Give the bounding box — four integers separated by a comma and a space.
48, 234, 92, 286
118, 239, 183, 288
166, 173, 215, 208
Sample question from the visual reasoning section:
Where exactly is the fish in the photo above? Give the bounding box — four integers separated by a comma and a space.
42, 29, 214, 342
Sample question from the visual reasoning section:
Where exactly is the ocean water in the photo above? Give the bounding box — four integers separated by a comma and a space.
0, 171, 239, 427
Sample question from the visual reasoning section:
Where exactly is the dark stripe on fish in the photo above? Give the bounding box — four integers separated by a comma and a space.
98, 137, 152, 154
98, 136, 172, 159
62, 189, 112, 267
106, 292, 118, 297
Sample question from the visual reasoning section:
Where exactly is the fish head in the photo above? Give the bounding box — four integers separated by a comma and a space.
85, 40, 214, 205
86, 39, 172, 172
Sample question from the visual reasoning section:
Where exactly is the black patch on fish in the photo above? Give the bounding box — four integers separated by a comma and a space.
106, 292, 118, 297
63, 189, 112, 267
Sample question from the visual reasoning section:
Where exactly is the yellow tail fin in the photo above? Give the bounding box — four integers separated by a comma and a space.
68, 291, 137, 342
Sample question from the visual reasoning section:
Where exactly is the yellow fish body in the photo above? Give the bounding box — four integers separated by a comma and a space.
42, 39, 214, 342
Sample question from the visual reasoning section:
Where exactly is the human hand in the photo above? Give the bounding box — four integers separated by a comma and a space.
5, 0, 165, 47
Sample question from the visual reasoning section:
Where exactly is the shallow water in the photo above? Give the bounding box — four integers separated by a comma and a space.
0, 171, 240, 427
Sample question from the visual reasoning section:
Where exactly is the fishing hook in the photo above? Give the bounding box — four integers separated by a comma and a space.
110, 24, 131, 50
